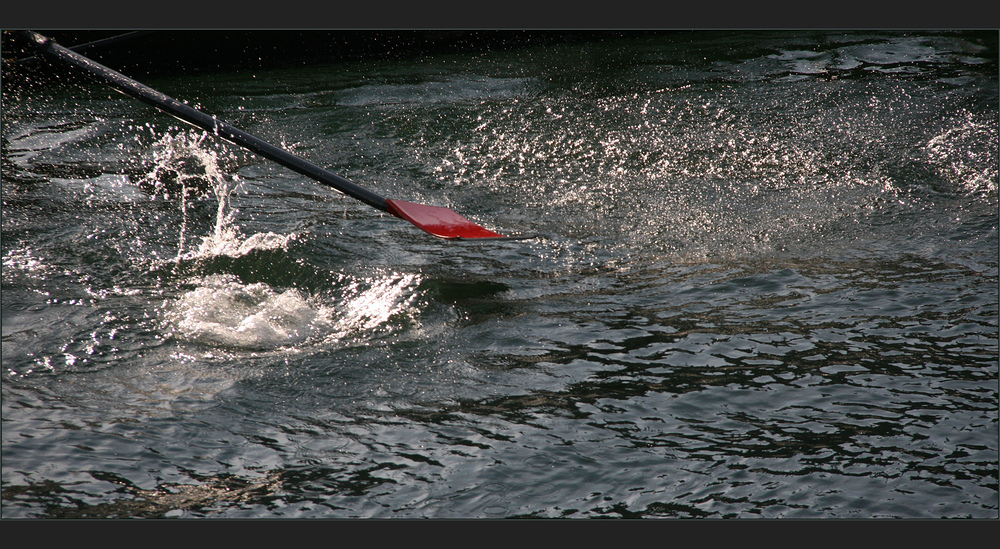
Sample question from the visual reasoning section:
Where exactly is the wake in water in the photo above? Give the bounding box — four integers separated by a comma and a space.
144, 130, 421, 351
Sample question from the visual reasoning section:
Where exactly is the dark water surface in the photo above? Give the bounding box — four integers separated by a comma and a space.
3, 31, 997, 518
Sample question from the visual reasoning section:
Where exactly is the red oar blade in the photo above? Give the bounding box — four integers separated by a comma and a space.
385, 199, 516, 240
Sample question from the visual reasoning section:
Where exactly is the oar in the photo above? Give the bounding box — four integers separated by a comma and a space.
19, 30, 525, 240
7, 31, 156, 67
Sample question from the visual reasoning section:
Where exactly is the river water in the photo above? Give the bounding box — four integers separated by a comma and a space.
2, 30, 997, 519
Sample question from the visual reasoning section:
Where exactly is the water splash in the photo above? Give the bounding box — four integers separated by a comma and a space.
142, 130, 238, 258
419, 89, 904, 263
163, 271, 423, 351
162, 274, 333, 350
924, 112, 998, 196
142, 131, 424, 350
141, 130, 299, 260
327, 272, 423, 338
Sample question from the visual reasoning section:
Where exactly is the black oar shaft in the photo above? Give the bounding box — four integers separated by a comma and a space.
21, 31, 390, 212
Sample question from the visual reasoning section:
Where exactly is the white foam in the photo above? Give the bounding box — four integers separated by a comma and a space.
163, 272, 423, 351
190, 229, 298, 260
164, 274, 333, 350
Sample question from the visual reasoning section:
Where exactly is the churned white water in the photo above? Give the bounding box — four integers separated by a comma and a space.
163, 274, 331, 349
146, 130, 420, 350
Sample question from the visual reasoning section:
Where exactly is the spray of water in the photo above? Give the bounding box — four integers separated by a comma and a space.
924, 112, 998, 196
141, 131, 227, 258
140, 130, 296, 259
143, 130, 421, 351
